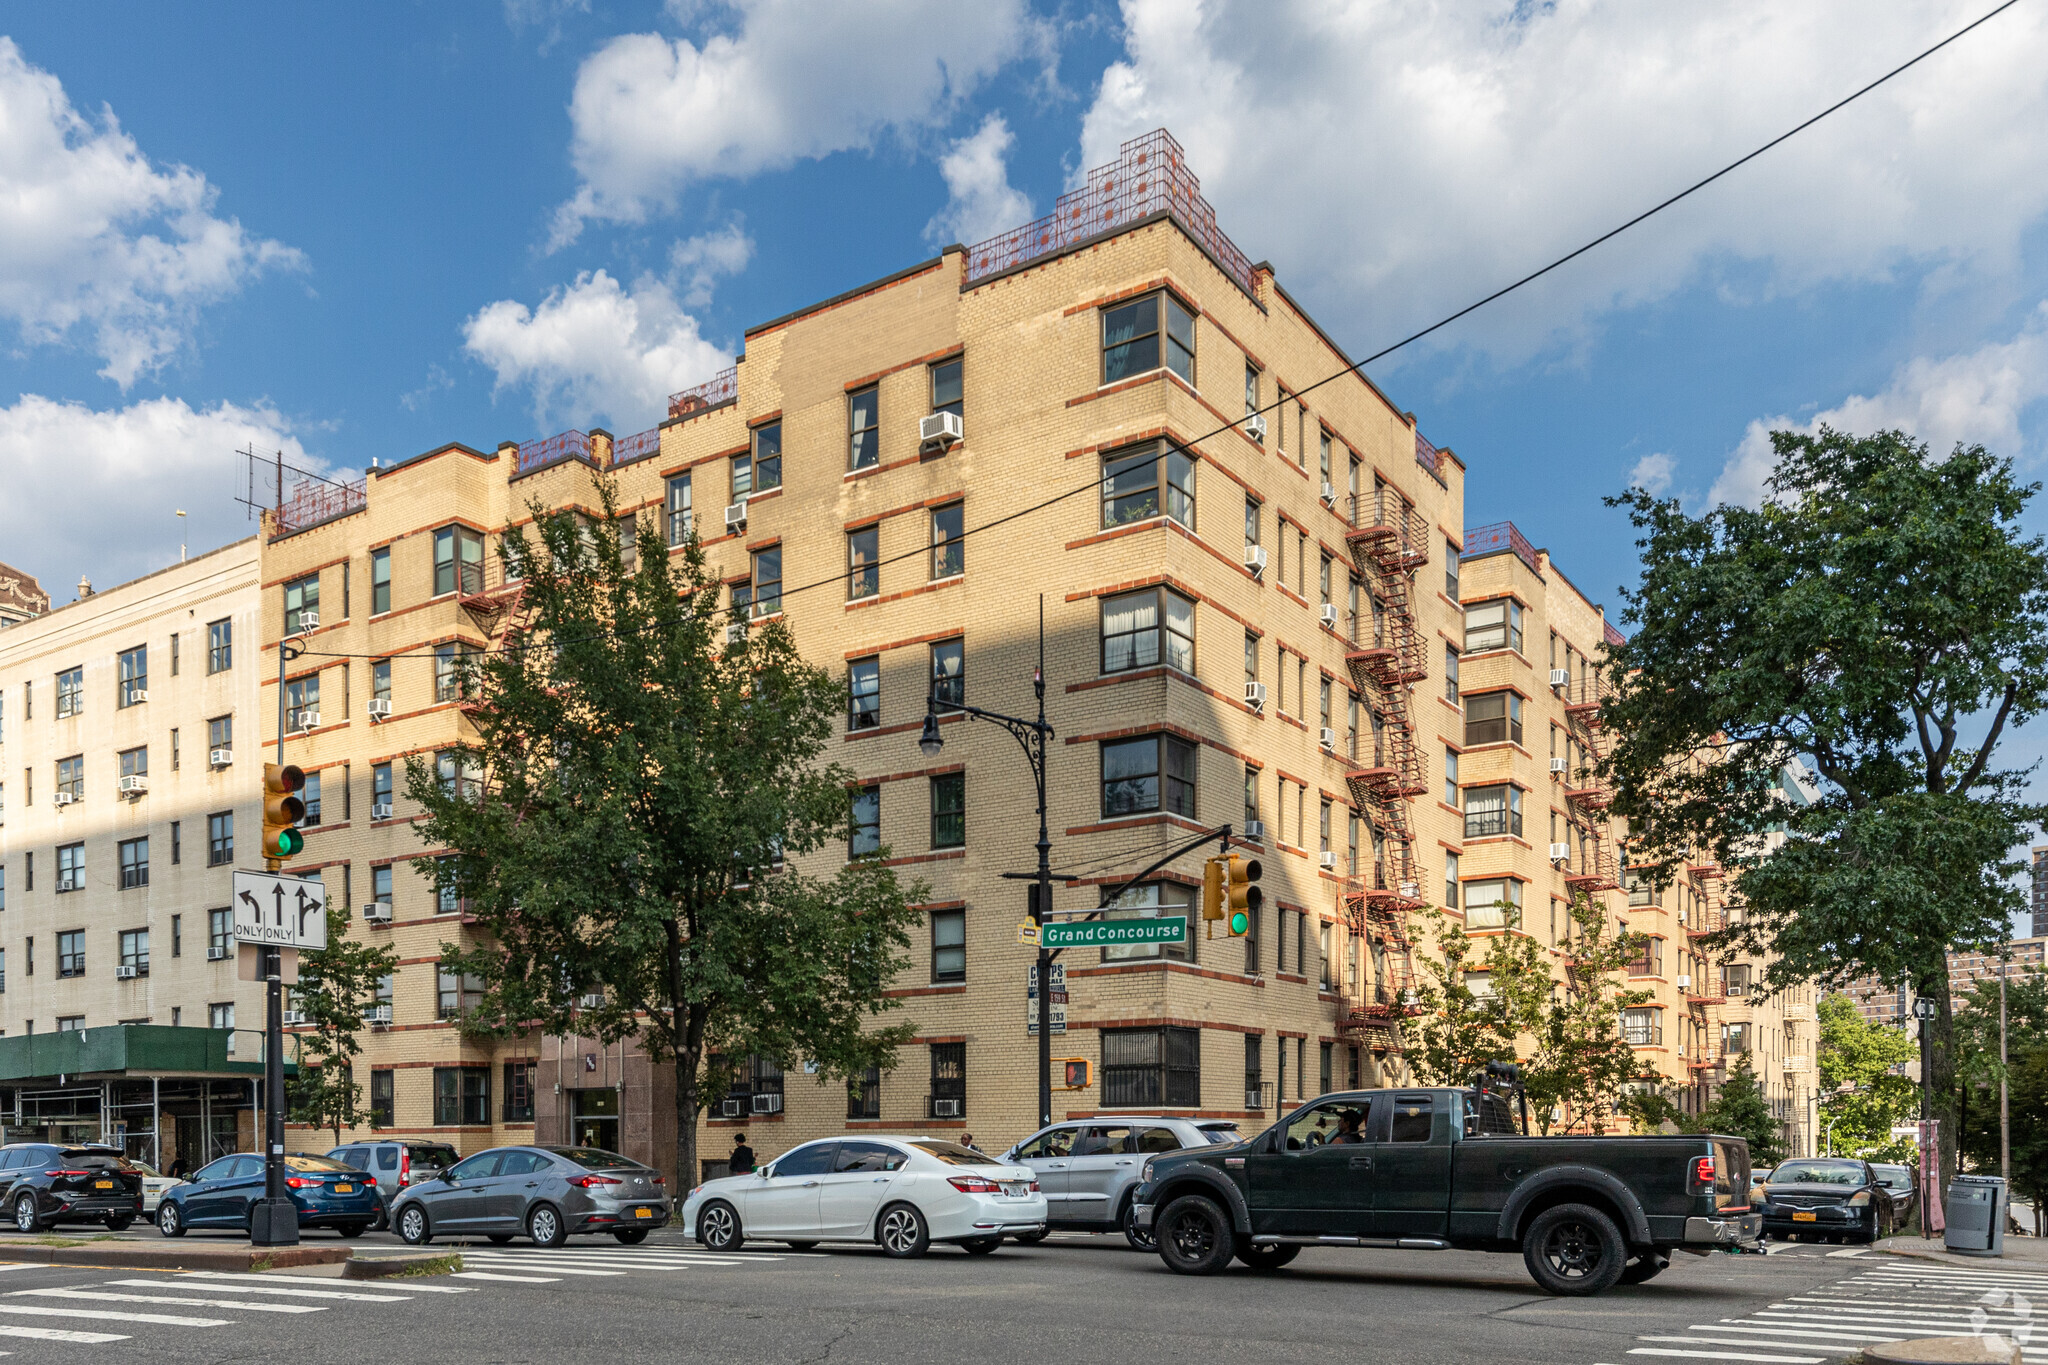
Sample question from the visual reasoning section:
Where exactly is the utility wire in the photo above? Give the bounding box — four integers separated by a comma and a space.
291, 0, 2020, 666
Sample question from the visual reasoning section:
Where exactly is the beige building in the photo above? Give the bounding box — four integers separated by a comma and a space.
0, 538, 271, 1160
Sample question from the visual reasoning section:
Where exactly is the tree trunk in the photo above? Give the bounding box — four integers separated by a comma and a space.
663, 916, 700, 1194
1927, 969, 1960, 1199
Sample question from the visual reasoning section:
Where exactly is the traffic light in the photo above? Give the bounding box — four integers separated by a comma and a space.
1225, 854, 1262, 937
1201, 857, 1225, 927
262, 763, 307, 865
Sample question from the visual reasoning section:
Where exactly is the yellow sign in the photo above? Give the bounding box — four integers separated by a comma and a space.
1018, 922, 1042, 947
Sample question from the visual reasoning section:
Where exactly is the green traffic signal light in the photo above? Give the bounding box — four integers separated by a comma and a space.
275, 827, 305, 858
1229, 909, 1249, 935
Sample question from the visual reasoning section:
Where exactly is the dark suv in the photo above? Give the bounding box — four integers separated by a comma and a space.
0, 1144, 144, 1233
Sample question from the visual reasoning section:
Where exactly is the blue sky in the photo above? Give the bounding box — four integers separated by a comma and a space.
3, 3, 2047, 914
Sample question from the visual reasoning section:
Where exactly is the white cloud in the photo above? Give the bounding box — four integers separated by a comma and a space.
924, 113, 1033, 248
0, 38, 302, 386
1628, 452, 1677, 496
462, 269, 729, 431
549, 0, 1031, 248
1710, 301, 2048, 507
1076, 1, 2048, 366
0, 394, 307, 596
668, 222, 754, 307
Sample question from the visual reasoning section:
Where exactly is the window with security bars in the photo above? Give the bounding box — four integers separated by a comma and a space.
433, 1067, 489, 1126
1102, 1026, 1200, 1108
371, 1071, 395, 1126
503, 1062, 536, 1122
929, 1042, 965, 1118
847, 1065, 881, 1120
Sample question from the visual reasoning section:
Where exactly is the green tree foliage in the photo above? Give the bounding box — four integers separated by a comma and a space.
1695, 1057, 1785, 1167
1816, 992, 1917, 1160
1404, 904, 1552, 1089
1523, 894, 1658, 1134
408, 478, 927, 1183
1953, 968, 2048, 1181
288, 904, 400, 1144
1603, 428, 2048, 1192
2008, 1045, 2048, 1236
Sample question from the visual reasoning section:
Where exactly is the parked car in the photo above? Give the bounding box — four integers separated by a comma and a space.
1132, 1085, 1758, 1295
326, 1140, 461, 1230
1750, 1166, 1773, 1192
392, 1145, 671, 1249
155, 1153, 381, 1238
125, 1160, 184, 1214
1759, 1157, 1894, 1243
1002, 1116, 1242, 1248
1870, 1162, 1917, 1223
683, 1136, 1046, 1258
0, 1144, 144, 1233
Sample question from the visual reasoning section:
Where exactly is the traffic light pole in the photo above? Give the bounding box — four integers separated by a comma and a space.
252, 635, 304, 1248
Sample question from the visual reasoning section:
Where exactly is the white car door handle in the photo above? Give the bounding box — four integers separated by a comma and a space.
1115, 1160, 1133, 1166
872, 1177, 887, 1183
802, 1181, 821, 1188
1047, 1162, 1067, 1168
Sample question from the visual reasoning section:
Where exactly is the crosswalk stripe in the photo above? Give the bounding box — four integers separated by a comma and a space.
1699, 1325, 1910, 1343
180, 1272, 471, 1295
468, 1246, 783, 1261
1776, 1300, 2033, 1319
1756, 1310, 2037, 1332
462, 1252, 748, 1268
110, 1278, 413, 1303
454, 1262, 622, 1278
452, 1271, 560, 1283
1865, 1269, 2048, 1285
1628, 1348, 1824, 1362
0, 1304, 231, 1327
11, 1288, 323, 1314
0, 1324, 127, 1343
1826, 1248, 1871, 1258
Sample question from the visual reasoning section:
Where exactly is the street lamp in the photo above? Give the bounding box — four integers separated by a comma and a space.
920, 661, 1056, 1128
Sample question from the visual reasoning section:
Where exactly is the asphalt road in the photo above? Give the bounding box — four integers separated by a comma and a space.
0, 1229, 2039, 1365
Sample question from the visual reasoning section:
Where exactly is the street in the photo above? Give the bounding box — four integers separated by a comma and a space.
0, 1231, 2039, 1364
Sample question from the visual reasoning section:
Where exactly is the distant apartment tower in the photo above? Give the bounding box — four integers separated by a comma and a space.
2034, 845, 2047, 938
0, 561, 49, 629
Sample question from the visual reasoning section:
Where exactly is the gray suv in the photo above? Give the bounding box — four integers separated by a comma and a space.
1003, 1117, 1240, 1249
326, 1141, 460, 1230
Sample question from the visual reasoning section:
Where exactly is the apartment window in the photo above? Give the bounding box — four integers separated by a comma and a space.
0, 946, 6, 993
1627, 935, 1665, 977
1101, 1026, 1199, 1107
847, 1066, 882, 1120
1624, 870, 1663, 908
119, 747, 148, 785
1101, 587, 1194, 675
372, 763, 393, 816
1244, 896, 1261, 975
1463, 879, 1523, 929
930, 772, 965, 849
433, 526, 483, 597
56, 754, 83, 802
171, 914, 181, 956
1243, 633, 1258, 693
371, 660, 391, 707
0, 867, 5, 913
930, 639, 963, 708
1722, 1022, 1750, 1055
286, 673, 321, 731
751, 546, 781, 617
437, 967, 485, 1020
1243, 764, 1259, 830
665, 474, 694, 546
1464, 599, 1524, 654
436, 751, 478, 804
494, 1061, 536, 1123
118, 646, 147, 707
931, 358, 963, 418
283, 573, 320, 635
1319, 431, 1332, 491
1463, 785, 1522, 840
434, 644, 472, 703
1319, 1039, 1334, 1094
119, 837, 148, 889
1622, 1008, 1661, 1047
434, 1067, 490, 1126
1102, 882, 1194, 964
1464, 692, 1524, 746
1319, 555, 1332, 610
300, 771, 322, 826
57, 929, 84, 978
848, 386, 880, 471
170, 730, 179, 770
56, 666, 83, 718
56, 843, 84, 893
1101, 442, 1194, 531
836, 527, 877, 604
1723, 963, 1753, 997
1318, 800, 1332, 860
1101, 734, 1197, 819
930, 1042, 966, 1118
203, 909, 231, 960
848, 657, 880, 731
616, 516, 639, 573
850, 785, 880, 858
207, 811, 234, 866
208, 715, 232, 758
1446, 543, 1460, 599
753, 420, 783, 491
930, 503, 963, 579
119, 929, 149, 976
730, 452, 752, 500
1445, 850, 1461, 911
931, 908, 966, 982
1443, 747, 1459, 807
1444, 644, 1460, 703
1244, 361, 1259, 422
1101, 291, 1194, 387
369, 1070, 395, 1126
170, 632, 179, 676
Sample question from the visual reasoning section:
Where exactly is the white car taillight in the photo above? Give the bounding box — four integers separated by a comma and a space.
947, 1177, 1002, 1194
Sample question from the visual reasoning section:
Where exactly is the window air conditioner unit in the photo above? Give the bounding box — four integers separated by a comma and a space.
130, 689, 148, 703
725, 622, 746, 645
372, 802, 393, 820
719, 1098, 743, 1119
1320, 482, 1337, 507
1677, 975, 1691, 988
1319, 603, 1338, 628
116, 965, 139, 980
919, 410, 964, 449
1549, 757, 1569, 775
1319, 852, 1338, 871
578, 993, 606, 1009
367, 698, 392, 720
363, 902, 392, 924
932, 1099, 963, 1119
1244, 681, 1266, 711
750, 1093, 783, 1116
52, 791, 75, 806
292, 711, 321, 732
724, 502, 747, 533
208, 946, 229, 961
298, 610, 319, 632
210, 748, 233, 767
1549, 669, 1570, 689
1243, 413, 1267, 444
283, 1010, 306, 1025
1243, 819, 1266, 841
1244, 545, 1268, 578
118, 775, 148, 796
368, 1004, 393, 1025
1548, 843, 1571, 863
1398, 882, 1419, 899
1319, 727, 1337, 751
1246, 1088, 1266, 1109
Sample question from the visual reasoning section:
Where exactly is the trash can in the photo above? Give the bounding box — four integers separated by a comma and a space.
1945, 1174, 2007, 1257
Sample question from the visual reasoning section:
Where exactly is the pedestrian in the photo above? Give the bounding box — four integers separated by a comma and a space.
729, 1133, 757, 1176
961, 1134, 982, 1153
167, 1156, 187, 1180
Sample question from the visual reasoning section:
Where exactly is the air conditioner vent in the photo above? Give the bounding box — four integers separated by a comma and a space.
1549, 757, 1569, 775
118, 774, 149, 796
1244, 681, 1267, 711
932, 1098, 963, 1119
1243, 413, 1267, 444
1244, 545, 1268, 578
363, 902, 392, 923
367, 698, 392, 720
1243, 820, 1266, 841
372, 802, 393, 820
919, 410, 964, 450
1549, 668, 1570, 689
1319, 727, 1337, 751
1318, 852, 1338, 870
210, 748, 234, 768
1319, 603, 1338, 628
1548, 842, 1571, 862
724, 502, 747, 532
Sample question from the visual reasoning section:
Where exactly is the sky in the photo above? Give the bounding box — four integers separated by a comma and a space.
2, 1, 2046, 920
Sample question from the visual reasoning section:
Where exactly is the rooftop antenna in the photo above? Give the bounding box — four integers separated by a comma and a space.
176, 509, 187, 563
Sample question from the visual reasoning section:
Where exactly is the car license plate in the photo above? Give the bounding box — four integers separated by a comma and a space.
94, 1180, 113, 1190
1002, 1183, 1028, 1198
1793, 1211, 1817, 1222
335, 1184, 354, 1194
635, 1207, 653, 1219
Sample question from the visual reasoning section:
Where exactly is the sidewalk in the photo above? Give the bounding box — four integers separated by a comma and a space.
1876, 1234, 2048, 1270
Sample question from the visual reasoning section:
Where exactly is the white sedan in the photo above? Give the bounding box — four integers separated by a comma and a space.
125, 1161, 184, 1214
682, 1136, 1046, 1257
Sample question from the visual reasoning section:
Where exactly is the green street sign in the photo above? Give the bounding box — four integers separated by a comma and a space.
1040, 917, 1188, 949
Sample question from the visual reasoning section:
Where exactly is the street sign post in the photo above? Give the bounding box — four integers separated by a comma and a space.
1912, 997, 1938, 1020
232, 871, 329, 950
1027, 962, 1067, 1035
1039, 917, 1187, 950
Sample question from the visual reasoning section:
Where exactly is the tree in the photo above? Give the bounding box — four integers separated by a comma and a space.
288, 904, 400, 1145
408, 477, 928, 1186
2008, 1044, 2048, 1236
1404, 904, 1551, 1089
1695, 1057, 1785, 1167
1521, 893, 1656, 1134
1603, 428, 2048, 1194
1816, 992, 1916, 1160
1953, 968, 2048, 1177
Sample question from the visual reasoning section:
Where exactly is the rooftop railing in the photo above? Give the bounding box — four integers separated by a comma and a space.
276, 473, 366, 534
612, 426, 662, 466
515, 430, 593, 478
1463, 521, 1541, 576
669, 366, 737, 420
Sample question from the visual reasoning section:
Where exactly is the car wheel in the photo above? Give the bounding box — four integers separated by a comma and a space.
487, 1233, 516, 1245
1618, 1251, 1669, 1285
335, 1224, 368, 1239
877, 1203, 930, 1258
697, 1201, 743, 1252
104, 1216, 135, 1233
397, 1204, 433, 1246
156, 1202, 185, 1238
1233, 1242, 1300, 1272
527, 1203, 569, 1249
12, 1195, 42, 1235
1155, 1195, 1234, 1276
1523, 1203, 1626, 1297
1009, 1228, 1050, 1245
613, 1228, 650, 1245
961, 1236, 1003, 1255
1120, 1197, 1158, 1252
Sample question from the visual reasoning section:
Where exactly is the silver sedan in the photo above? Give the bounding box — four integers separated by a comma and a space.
392, 1145, 671, 1248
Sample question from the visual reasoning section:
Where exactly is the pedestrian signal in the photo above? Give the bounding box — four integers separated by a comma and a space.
1058, 1059, 1091, 1090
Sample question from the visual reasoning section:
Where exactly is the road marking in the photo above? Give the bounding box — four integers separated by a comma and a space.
0, 1304, 230, 1327
179, 1272, 471, 1294
11, 1288, 323, 1314
111, 1278, 411, 1303
0, 1268, 45, 1275
1700, 1325, 1909, 1343
0, 1324, 126, 1343
454, 1261, 622, 1278
1628, 1348, 1824, 1363
1754, 1311, 2039, 1335
460, 1251, 759, 1269
1826, 1248, 1871, 1257
452, 1271, 560, 1283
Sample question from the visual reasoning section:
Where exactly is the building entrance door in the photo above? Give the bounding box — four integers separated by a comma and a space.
571, 1088, 619, 1152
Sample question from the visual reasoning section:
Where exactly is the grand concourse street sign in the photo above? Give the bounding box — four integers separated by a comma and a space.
1038, 917, 1188, 949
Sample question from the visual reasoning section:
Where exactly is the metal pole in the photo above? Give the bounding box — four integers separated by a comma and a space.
252, 625, 299, 1246
2000, 959, 2010, 1180
1034, 598, 1052, 1131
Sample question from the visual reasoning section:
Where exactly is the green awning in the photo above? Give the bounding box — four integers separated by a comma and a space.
0, 1025, 291, 1083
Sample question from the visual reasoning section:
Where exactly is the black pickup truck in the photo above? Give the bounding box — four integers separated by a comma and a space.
1130, 1085, 1758, 1295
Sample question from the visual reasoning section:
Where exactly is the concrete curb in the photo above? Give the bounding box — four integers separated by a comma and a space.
1876, 1237, 2048, 1271
341, 1252, 464, 1280
0, 1241, 352, 1273
1864, 1338, 2020, 1365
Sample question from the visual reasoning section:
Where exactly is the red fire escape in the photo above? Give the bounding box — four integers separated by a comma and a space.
1560, 674, 1621, 893
1340, 481, 1432, 1034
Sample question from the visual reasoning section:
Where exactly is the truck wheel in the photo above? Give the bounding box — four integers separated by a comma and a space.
1233, 1242, 1301, 1272
1155, 1195, 1234, 1276
1523, 1203, 1627, 1296
1617, 1250, 1669, 1285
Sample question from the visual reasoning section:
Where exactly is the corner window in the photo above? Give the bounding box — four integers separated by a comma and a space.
1464, 692, 1523, 746
850, 784, 880, 858
753, 420, 782, 491
1101, 442, 1194, 531
1101, 1026, 1199, 1107
848, 386, 880, 471
751, 547, 781, 617
284, 574, 320, 633
930, 772, 965, 849
930, 503, 963, 579
1622, 1008, 1662, 1047
434, 644, 470, 703
118, 647, 147, 707
1101, 292, 1194, 387
666, 474, 694, 546
1101, 734, 1197, 819
848, 526, 879, 601
931, 908, 965, 982
930, 359, 963, 418
930, 639, 963, 707
1625, 870, 1662, 908
370, 548, 391, 614
1464, 599, 1523, 654
433, 526, 483, 597
1463, 785, 1523, 840
207, 618, 233, 672
848, 657, 880, 731
1101, 587, 1194, 675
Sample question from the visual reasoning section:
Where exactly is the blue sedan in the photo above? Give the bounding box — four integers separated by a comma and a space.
156, 1153, 382, 1238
